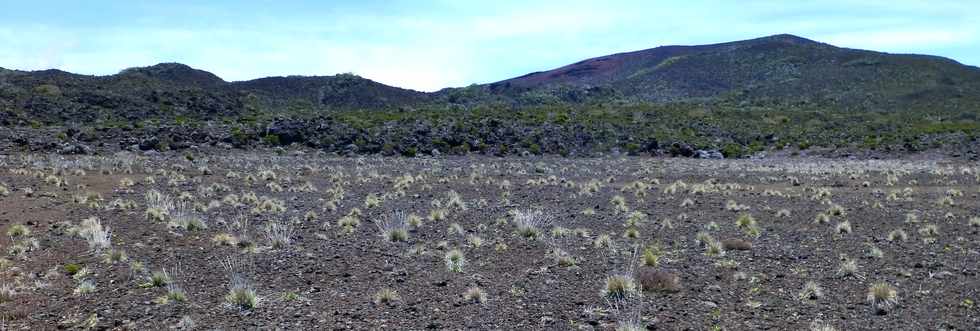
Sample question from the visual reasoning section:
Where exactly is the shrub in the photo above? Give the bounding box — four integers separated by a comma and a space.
6, 224, 30, 238
867, 282, 898, 314
705, 239, 725, 257
77, 217, 111, 252
74, 280, 96, 294
377, 211, 410, 242
149, 270, 171, 287
373, 288, 400, 305
463, 287, 487, 304
0, 282, 15, 304
444, 249, 466, 273
594, 234, 614, 249
102, 249, 128, 264
601, 274, 638, 300
642, 245, 662, 267
887, 229, 908, 242
513, 209, 552, 240
837, 258, 858, 277
64, 263, 83, 276
264, 219, 294, 249
636, 268, 681, 293
222, 257, 257, 310
721, 239, 752, 251
799, 281, 823, 301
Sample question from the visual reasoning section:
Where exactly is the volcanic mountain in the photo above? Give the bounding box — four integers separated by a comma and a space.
488, 34, 980, 109
2, 33, 979, 125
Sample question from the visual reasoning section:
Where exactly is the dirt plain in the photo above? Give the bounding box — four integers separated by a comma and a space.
0, 151, 978, 330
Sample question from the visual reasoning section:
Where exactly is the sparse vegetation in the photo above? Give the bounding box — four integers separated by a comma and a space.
0, 150, 975, 329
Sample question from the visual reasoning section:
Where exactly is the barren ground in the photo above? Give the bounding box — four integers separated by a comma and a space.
0, 151, 978, 330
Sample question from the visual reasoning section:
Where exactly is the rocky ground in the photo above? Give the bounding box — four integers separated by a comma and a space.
0, 151, 978, 330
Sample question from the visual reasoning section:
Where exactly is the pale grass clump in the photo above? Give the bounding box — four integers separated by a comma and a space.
704, 238, 725, 257
444, 249, 466, 273
252, 197, 286, 214
6, 223, 30, 238
809, 321, 839, 331
264, 219, 295, 249
611, 195, 629, 214
0, 282, 15, 303
373, 288, 400, 305
212, 233, 238, 246
466, 234, 484, 248
364, 193, 382, 208
917, 224, 939, 237
407, 213, 423, 227
887, 229, 908, 242
826, 204, 846, 216
462, 286, 487, 304
725, 200, 749, 212
513, 209, 553, 240
446, 222, 464, 236
168, 203, 207, 231
337, 212, 362, 234
837, 258, 859, 278
144, 189, 174, 222
735, 213, 761, 237
594, 234, 614, 249
624, 211, 647, 227
377, 211, 410, 242
428, 208, 448, 222
446, 190, 467, 211
867, 282, 898, 314
622, 228, 640, 239
222, 257, 257, 310
74, 279, 96, 294
102, 249, 128, 264
601, 274, 639, 301
798, 281, 823, 301
304, 210, 318, 222
76, 217, 111, 252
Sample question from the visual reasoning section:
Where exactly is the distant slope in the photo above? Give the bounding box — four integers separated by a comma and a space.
489, 34, 980, 109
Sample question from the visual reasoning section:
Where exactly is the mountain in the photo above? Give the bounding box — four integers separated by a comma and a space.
488, 34, 980, 110
0, 63, 430, 124
0, 34, 978, 158
3, 33, 980, 124
232, 74, 428, 110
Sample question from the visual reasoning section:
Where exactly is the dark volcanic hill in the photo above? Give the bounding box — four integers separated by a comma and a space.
489, 34, 980, 109
2, 33, 980, 127
0, 64, 429, 124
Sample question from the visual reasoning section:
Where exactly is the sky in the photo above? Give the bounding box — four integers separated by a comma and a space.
1, 1, 977, 91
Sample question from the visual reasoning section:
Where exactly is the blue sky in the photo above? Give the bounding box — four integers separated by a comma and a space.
1, 1, 977, 91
